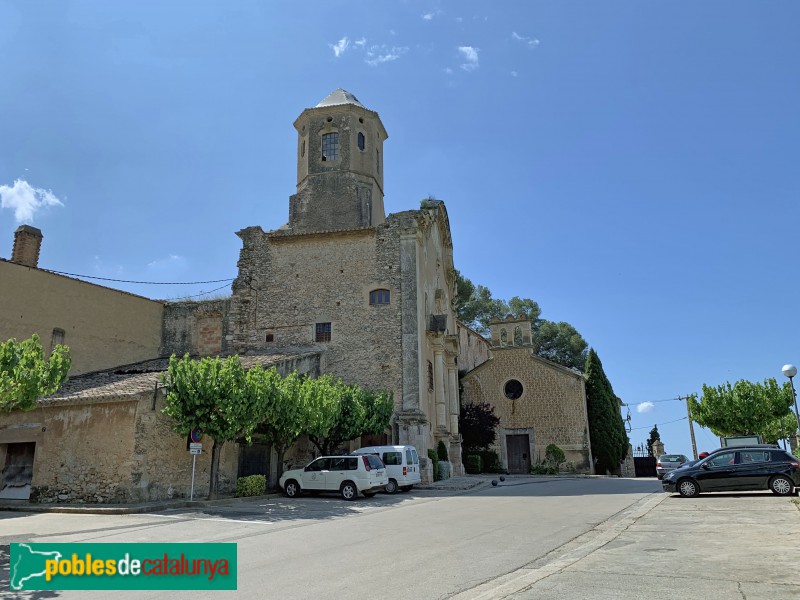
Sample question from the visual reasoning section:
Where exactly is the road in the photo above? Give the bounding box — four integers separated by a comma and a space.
1, 477, 660, 599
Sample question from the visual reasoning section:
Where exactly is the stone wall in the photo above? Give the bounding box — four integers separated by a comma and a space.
457, 321, 491, 372
461, 347, 592, 472
161, 299, 230, 358
0, 260, 164, 375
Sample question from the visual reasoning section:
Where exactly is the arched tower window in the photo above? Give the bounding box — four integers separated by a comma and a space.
322, 132, 339, 161
500, 329, 508, 346
369, 289, 390, 305
514, 326, 523, 346
358, 131, 365, 151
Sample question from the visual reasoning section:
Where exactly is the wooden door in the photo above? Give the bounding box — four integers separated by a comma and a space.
506, 434, 531, 474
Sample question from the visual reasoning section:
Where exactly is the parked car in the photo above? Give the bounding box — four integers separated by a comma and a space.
656, 454, 690, 479
662, 446, 800, 497
280, 455, 388, 501
352, 445, 421, 493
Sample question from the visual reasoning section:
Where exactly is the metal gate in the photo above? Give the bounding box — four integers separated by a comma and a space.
632, 449, 657, 477
238, 442, 270, 479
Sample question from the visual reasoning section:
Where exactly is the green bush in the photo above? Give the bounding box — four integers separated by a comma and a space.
236, 474, 266, 497
465, 454, 482, 474
479, 450, 503, 473
437, 440, 449, 462
562, 461, 577, 473
544, 444, 566, 469
428, 449, 441, 481
530, 464, 558, 475
794, 446, 800, 459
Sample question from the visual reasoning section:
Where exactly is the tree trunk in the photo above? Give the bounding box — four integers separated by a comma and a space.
276, 445, 286, 483
209, 439, 223, 499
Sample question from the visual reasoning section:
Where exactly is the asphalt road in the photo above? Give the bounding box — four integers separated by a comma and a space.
1, 477, 660, 599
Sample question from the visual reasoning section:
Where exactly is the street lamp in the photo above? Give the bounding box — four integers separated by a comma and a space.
781, 364, 800, 436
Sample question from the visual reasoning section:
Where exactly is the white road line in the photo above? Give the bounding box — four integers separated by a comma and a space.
136, 513, 274, 525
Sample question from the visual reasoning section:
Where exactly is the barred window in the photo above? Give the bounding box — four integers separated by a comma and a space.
315, 322, 332, 342
358, 131, 365, 151
369, 289, 390, 305
322, 133, 339, 161
427, 360, 434, 392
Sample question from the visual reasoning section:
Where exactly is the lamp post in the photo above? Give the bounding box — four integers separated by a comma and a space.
781, 364, 800, 439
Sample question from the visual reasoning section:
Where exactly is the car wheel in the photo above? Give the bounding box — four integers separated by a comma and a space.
677, 478, 699, 498
362, 491, 377, 498
769, 475, 793, 496
399, 486, 413, 492
385, 479, 399, 494
340, 481, 357, 501
284, 480, 301, 498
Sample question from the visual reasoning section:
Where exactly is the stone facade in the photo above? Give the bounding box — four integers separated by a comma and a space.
456, 321, 491, 373
0, 352, 321, 502
461, 317, 593, 473
161, 299, 230, 358
0, 256, 164, 376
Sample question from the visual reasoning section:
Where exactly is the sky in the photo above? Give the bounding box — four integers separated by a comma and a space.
1, 1, 799, 459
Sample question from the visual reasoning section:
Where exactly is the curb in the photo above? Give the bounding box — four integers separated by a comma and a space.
0, 492, 282, 515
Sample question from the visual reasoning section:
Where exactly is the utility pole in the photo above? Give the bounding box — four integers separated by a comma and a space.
680, 395, 698, 460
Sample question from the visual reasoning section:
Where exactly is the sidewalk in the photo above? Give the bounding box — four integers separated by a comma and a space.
454, 492, 800, 599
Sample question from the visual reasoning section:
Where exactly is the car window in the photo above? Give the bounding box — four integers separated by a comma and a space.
306, 458, 329, 471
382, 452, 402, 465
329, 457, 347, 470
345, 457, 358, 470
365, 455, 384, 470
707, 452, 736, 467
659, 455, 685, 462
411, 448, 419, 465
406, 448, 413, 465
739, 451, 770, 464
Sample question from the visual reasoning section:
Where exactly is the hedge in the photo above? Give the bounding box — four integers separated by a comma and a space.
236, 474, 266, 497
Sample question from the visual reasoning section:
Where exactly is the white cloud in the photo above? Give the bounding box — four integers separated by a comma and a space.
637, 402, 655, 414
458, 46, 479, 71
365, 45, 408, 66
510, 70, 518, 77
330, 36, 350, 58
147, 254, 186, 269
444, 67, 453, 75
354, 37, 366, 48
423, 13, 434, 20
0, 179, 63, 223
455, 16, 463, 23
512, 31, 540, 48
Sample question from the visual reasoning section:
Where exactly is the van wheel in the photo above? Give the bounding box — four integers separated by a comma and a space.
340, 481, 357, 501
284, 480, 301, 498
399, 486, 413, 492
385, 479, 398, 494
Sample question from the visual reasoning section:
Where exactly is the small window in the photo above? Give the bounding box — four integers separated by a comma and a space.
376, 149, 380, 173
369, 289, 390, 305
322, 132, 339, 161
358, 131, 365, 151
301, 139, 305, 157
504, 379, 523, 400
265, 333, 274, 343
315, 322, 331, 342
427, 360, 434, 392
51, 328, 65, 349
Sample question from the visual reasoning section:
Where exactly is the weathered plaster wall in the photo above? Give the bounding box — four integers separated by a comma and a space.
0, 260, 164, 375
161, 299, 230, 358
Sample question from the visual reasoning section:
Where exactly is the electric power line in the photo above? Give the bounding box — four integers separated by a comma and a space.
163, 283, 232, 301
43, 269, 235, 285
630, 416, 688, 431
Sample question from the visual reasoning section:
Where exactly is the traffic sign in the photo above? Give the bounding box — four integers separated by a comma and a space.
190, 428, 203, 443
189, 447, 202, 455
189, 442, 202, 451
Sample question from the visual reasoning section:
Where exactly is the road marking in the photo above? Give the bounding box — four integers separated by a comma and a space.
136, 513, 274, 525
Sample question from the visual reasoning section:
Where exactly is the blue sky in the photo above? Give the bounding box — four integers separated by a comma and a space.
2, 1, 799, 457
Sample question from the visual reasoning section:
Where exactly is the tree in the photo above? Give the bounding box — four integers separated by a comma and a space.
162, 354, 258, 499
454, 271, 507, 334
646, 425, 661, 457
761, 413, 799, 445
459, 401, 501, 452
1, 334, 71, 412
585, 349, 629, 475
530, 320, 588, 370
305, 376, 393, 455
689, 379, 794, 440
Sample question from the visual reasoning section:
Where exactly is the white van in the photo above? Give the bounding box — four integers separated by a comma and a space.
353, 445, 421, 493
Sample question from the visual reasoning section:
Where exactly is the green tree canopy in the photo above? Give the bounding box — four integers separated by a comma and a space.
689, 379, 794, 440
585, 349, 629, 474
530, 320, 587, 370
162, 354, 258, 499
1, 334, 71, 412
646, 425, 661, 457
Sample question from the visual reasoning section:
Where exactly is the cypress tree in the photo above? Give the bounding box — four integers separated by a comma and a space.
585, 349, 629, 475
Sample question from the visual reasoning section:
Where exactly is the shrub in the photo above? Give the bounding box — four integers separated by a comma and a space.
437, 440, 449, 462
428, 449, 441, 481
794, 446, 800, 459
465, 454, 482, 474
544, 444, 566, 469
438, 461, 451, 480
530, 464, 558, 475
478, 450, 503, 473
236, 475, 266, 497
562, 461, 577, 473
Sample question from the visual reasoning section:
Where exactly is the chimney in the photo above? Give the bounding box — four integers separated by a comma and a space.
11, 225, 44, 268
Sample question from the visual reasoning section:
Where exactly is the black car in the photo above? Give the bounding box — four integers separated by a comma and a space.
662, 446, 800, 497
